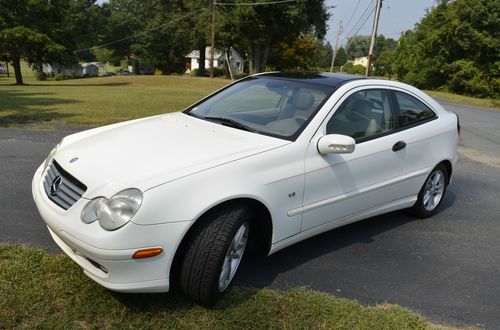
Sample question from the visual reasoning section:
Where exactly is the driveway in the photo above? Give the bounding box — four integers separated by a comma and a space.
1, 100, 499, 328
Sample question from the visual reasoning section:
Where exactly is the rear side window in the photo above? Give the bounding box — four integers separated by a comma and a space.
394, 91, 436, 127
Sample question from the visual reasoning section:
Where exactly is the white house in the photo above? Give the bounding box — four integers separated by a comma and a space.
42, 63, 83, 78
82, 63, 99, 77
185, 46, 244, 74
353, 56, 369, 68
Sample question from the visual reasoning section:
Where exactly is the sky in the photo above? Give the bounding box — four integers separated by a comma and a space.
326, 0, 437, 46
96, 0, 437, 46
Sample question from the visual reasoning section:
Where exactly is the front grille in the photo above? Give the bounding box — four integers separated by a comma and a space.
43, 161, 87, 210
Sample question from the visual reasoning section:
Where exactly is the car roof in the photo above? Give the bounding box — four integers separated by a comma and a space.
255, 72, 367, 88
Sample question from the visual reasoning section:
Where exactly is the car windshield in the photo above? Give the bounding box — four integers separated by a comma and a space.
185, 76, 336, 140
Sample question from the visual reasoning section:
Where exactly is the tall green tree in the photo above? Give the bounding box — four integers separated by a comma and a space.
217, 0, 329, 73
0, 0, 72, 84
393, 0, 499, 97
345, 35, 370, 59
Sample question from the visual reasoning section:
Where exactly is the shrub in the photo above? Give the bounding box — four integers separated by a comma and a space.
55, 72, 67, 81
343, 63, 365, 76
445, 60, 493, 98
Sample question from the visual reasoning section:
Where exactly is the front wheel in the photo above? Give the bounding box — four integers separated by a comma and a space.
179, 206, 250, 306
411, 164, 448, 218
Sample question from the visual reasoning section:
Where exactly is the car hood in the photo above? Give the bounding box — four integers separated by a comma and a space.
53, 112, 289, 198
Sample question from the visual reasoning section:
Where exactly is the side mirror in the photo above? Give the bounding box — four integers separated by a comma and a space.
317, 134, 356, 155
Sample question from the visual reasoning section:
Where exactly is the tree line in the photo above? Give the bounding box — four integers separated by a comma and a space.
1, 0, 498, 98
388, 0, 499, 98
0, 0, 334, 84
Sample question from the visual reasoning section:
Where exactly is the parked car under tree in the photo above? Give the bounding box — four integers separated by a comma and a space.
32, 73, 459, 305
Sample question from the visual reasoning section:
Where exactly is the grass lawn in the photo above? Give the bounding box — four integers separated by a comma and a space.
424, 90, 499, 110
1, 63, 498, 128
0, 65, 229, 128
0, 244, 457, 329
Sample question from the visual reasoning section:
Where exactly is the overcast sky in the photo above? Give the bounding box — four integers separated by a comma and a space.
96, 0, 437, 46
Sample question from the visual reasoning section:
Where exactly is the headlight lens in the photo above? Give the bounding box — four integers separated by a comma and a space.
43, 142, 61, 172
81, 189, 143, 231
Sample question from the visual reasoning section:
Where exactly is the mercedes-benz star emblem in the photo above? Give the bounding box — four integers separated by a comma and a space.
50, 176, 62, 196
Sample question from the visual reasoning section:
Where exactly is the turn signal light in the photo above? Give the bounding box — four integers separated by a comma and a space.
132, 247, 163, 259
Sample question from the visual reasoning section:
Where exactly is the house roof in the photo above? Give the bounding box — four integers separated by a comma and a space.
82, 62, 100, 68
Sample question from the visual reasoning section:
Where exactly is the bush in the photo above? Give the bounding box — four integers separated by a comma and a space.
233, 73, 248, 80
35, 70, 47, 81
189, 67, 226, 77
445, 60, 493, 98
343, 63, 365, 76
54, 72, 67, 81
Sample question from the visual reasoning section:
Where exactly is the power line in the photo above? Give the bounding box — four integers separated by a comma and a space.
344, 0, 362, 31
214, 0, 298, 5
74, 11, 202, 53
342, 0, 374, 41
341, 0, 375, 44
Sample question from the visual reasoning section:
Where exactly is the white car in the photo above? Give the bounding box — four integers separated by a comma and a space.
32, 73, 459, 305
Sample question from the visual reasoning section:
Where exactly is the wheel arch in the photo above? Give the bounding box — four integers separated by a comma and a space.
439, 159, 453, 184
169, 197, 273, 287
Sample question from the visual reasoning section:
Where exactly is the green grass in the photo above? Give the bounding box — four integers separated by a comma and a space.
1, 63, 497, 129
425, 90, 500, 110
0, 244, 459, 329
0, 63, 229, 128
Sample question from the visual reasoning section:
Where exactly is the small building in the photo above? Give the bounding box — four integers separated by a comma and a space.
42, 63, 83, 78
185, 46, 244, 74
353, 56, 369, 68
82, 63, 99, 77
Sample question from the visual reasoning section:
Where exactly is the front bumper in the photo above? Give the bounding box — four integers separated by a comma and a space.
32, 164, 192, 293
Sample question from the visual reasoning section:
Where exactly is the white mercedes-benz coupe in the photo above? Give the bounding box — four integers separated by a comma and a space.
33, 73, 459, 305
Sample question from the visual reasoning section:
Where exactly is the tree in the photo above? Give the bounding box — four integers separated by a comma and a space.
334, 47, 347, 66
217, 0, 329, 73
393, 0, 499, 97
345, 35, 370, 59
92, 48, 115, 63
271, 35, 317, 71
0, 0, 72, 84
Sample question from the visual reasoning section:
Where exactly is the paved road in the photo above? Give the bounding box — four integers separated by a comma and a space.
1, 100, 499, 328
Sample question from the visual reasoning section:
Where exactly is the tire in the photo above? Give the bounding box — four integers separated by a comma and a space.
179, 206, 251, 306
411, 164, 448, 218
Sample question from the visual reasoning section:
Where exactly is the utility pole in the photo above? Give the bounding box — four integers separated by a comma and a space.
330, 19, 343, 72
210, 0, 216, 78
366, 0, 383, 76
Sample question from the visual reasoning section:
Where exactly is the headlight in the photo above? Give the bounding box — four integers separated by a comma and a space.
43, 141, 61, 172
81, 189, 143, 231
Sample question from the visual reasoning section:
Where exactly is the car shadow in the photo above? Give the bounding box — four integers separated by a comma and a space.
235, 191, 457, 289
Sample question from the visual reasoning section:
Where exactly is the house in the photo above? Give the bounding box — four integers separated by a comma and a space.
185, 46, 244, 74
128, 61, 155, 75
82, 63, 99, 77
42, 63, 83, 78
353, 56, 369, 68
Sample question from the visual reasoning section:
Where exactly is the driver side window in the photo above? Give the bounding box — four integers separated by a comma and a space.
326, 89, 394, 141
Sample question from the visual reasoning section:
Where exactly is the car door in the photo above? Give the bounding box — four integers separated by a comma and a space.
300, 87, 421, 231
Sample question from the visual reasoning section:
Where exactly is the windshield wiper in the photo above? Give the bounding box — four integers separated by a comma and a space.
203, 116, 258, 133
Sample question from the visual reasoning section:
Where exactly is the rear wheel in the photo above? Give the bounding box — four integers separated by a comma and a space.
411, 164, 448, 218
179, 206, 250, 306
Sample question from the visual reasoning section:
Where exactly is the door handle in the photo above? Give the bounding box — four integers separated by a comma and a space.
392, 141, 407, 152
